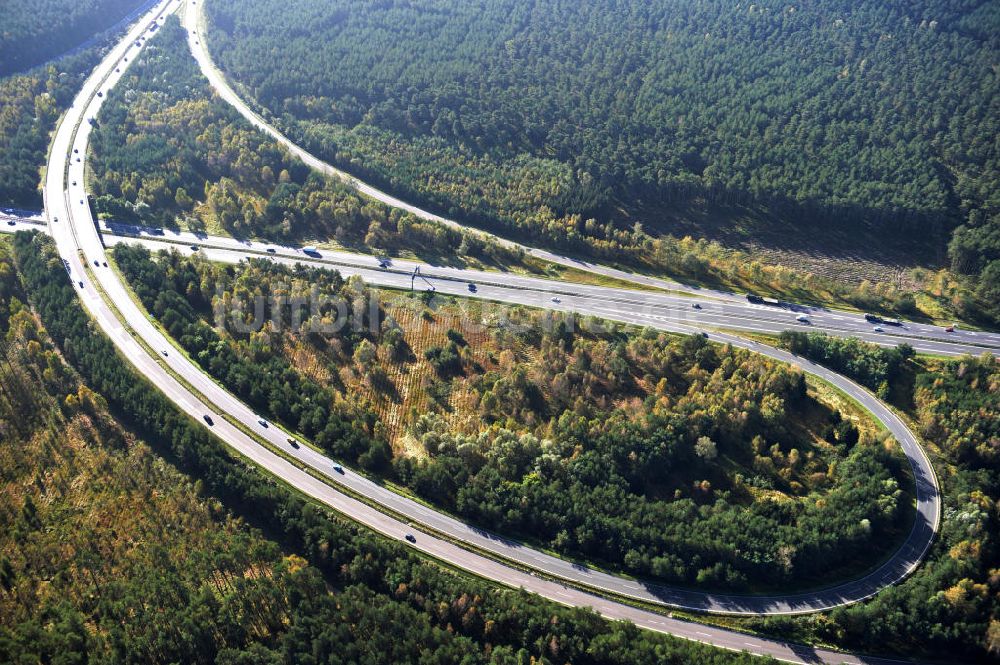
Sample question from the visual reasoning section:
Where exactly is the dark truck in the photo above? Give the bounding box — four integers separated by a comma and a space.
747, 294, 781, 306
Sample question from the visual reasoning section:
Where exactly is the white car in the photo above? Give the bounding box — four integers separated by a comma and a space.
873, 325, 884, 333
796, 314, 810, 324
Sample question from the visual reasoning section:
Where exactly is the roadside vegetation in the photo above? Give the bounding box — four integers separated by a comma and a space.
113, 242, 913, 592
205, 0, 999, 326
6, 230, 774, 664
736, 342, 999, 662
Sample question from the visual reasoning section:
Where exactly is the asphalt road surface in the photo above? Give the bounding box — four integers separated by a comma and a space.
96, 223, 1000, 358
30, 1, 986, 662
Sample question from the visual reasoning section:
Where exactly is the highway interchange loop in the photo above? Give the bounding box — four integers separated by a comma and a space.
30, 1, 999, 662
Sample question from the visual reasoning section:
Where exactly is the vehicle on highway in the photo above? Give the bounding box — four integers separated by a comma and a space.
266, 248, 276, 253
700, 331, 709, 338
873, 325, 884, 332
405, 533, 416, 543
202, 415, 214, 426
5, 221, 14, 226
97, 91, 103, 97
302, 245, 319, 256
378, 257, 391, 268
93, 260, 100, 267
162, 350, 168, 356
257, 418, 268, 428
287, 438, 299, 449
189, 245, 199, 251
692, 302, 702, 309
53, 217, 58, 222
945, 325, 955, 333
468, 283, 477, 292
333, 463, 344, 474
71, 181, 76, 186
796, 314, 810, 324
77, 281, 84, 289
551, 297, 561, 303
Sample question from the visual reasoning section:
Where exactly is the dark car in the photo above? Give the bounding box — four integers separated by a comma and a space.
190, 245, 199, 251
203, 415, 214, 426
405, 533, 416, 543
333, 463, 344, 474
287, 438, 300, 449
78, 281, 84, 288
468, 283, 477, 292
5, 220, 14, 226
266, 248, 276, 253
692, 303, 702, 309
94, 260, 100, 267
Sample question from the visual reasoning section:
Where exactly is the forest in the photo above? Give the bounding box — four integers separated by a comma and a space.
0, 0, 146, 76
4, 231, 773, 664
112, 241, 914, 592
0, 45, 105, 209
90, 16, 986, 325
88, 18, 522, 269
204, 0, 1000, 323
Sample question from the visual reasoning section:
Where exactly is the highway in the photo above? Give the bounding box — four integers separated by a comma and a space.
11, 210, 994, 358
180, 2, 742, 300
95, 223, 1000, 358
28, 1, 981, 662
